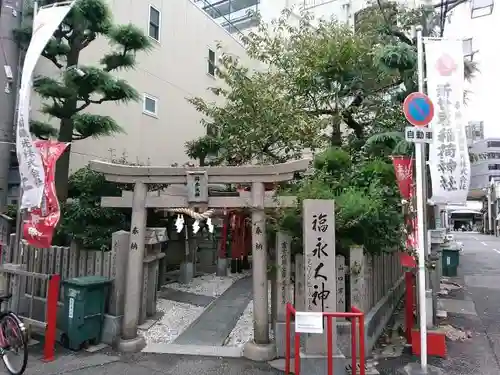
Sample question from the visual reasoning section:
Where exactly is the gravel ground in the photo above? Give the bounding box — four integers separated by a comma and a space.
225, 300, 254, 347
143, 299, 205, 344
224, 282, 274, 347
144, 272, 252, 344
167, 271, 251, 297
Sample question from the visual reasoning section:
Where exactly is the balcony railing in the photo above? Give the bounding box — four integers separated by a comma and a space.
194, 0, 260, 33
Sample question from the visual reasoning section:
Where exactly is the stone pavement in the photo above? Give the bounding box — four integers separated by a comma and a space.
375, 232, 500, 375
17, 343, 281, 375
174, 276, 253, 346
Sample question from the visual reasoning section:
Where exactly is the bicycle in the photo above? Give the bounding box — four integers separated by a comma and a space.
0, 294, 28, 375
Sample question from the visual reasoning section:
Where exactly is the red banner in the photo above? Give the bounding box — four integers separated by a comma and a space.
23, 141, 68, 248
391, 156, 414, 200
392, 156, 417, 266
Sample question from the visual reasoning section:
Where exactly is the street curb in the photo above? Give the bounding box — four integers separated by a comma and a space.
141, 343, 243, 357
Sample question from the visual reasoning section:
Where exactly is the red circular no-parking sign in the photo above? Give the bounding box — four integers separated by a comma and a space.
403, 92, 435, 127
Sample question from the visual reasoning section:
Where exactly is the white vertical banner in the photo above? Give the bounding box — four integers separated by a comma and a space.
425, 38, 470, 205
16, 1, 75, 209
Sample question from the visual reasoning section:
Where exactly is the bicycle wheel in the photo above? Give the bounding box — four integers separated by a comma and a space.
0, 313, 28, 375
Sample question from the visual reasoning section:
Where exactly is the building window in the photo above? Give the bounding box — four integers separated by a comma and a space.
488, 141, 500, 148
489, 153, 500, 159
471, 0, 494, 18
143, 94, 158, 117
463, 38, 477, 61
208, 49, 216, 77
342, 2, 351, 23
488, 164, 500, 170
149, 6, 161, 41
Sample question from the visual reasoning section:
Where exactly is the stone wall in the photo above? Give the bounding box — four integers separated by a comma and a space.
274, 245, 404, 358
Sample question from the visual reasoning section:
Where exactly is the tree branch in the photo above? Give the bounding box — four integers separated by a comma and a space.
81, 32, 97, 49
433, 0, 468, 10
308, 108, 335, 116
389, 30, 413, 45
342, 110, 364, 139
41, 51, 63, 69
262, 142, 282, 161
372, 79, 404, 94
76, 96, 120, 112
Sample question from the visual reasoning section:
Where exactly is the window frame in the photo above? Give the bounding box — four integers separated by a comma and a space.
207, 48, 216, 77
148, 5, 161, 42
143, 93, 158, 117
463, 38, 477, 61
471, 0, 494, 18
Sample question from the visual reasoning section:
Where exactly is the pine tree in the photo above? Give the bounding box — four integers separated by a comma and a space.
14, 0, 152, 200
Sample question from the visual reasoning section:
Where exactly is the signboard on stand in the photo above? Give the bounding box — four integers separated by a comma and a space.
295, 311, 324, 334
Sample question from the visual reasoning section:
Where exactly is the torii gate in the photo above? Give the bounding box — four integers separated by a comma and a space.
90, 159, 310, 360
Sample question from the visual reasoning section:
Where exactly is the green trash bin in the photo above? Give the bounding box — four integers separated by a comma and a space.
442, 248, 460, 277
61, 275, 111, 350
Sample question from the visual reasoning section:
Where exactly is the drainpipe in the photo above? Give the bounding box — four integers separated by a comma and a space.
0, 0, 25, 209
487, 185, 493, 234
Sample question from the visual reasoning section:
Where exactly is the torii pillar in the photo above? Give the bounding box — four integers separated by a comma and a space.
91, 159, 310, 358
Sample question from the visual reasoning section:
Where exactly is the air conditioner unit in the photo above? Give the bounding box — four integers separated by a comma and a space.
4, 65, 13, 82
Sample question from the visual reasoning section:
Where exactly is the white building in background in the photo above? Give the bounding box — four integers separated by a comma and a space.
29, 0, 252, 176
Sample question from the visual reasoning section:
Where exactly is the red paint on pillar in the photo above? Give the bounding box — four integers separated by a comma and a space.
411, 328, 447, 358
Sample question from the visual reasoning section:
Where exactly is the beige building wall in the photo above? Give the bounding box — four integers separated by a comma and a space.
31, 0, 251, 172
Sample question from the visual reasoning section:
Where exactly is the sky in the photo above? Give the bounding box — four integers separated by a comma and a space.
444, 2, 498, 138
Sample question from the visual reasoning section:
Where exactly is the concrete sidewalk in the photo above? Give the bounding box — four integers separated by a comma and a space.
375, 232, 500, 375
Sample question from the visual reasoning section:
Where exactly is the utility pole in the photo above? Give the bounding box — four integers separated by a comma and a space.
0, 0, 26, 210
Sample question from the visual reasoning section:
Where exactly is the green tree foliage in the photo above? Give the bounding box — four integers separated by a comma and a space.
280, 148, 405, 255
184, 7, 423, 252
187, 10, 395, 164
54, 165, 128, 250
185, 4, 478, 253
13, 0, 152, 200
5, 165, 128, 251
53, 153, 169, 250
186, 5, 440, 163
361, 2, 478, 156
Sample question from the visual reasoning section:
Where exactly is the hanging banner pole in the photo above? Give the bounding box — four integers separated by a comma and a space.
13, 0, 38, 259
14, 1, 75, 254
16, 0, 76, 210
415, 25, 428, 372
424, 37, 470, 205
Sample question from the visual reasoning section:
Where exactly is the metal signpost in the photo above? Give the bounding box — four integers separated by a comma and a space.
402, 27, 434, 373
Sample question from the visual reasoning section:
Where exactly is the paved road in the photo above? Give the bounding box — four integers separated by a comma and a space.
436, 232, 500, 375
377, 231, 500, 375
17, 348, 281, 375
